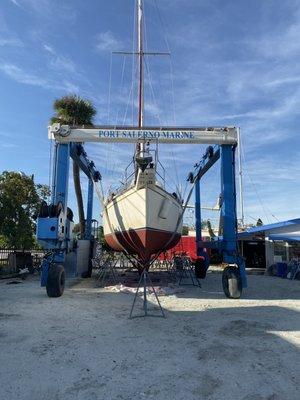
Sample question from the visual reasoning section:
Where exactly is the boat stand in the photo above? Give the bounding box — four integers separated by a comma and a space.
165, 259, 178, 282
129, 269, 165, 319
177, 258, 201, 287
95, 253, 119, 287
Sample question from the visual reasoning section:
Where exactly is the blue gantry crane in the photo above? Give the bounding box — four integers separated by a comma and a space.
36, 124, 247, 298
191, 144, 247, 298
36, 141, 101, 297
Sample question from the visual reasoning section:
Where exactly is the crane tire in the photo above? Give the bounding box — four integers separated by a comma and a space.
46, 264, 65, 298
222, 266, 242, 299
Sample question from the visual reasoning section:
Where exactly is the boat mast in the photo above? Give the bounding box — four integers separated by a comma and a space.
134, 0, 146, 178
137, 0, 144, 129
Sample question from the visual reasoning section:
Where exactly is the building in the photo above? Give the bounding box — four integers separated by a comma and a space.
238, 218, 300, 268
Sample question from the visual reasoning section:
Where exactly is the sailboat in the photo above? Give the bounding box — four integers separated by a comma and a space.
103, 0, 183, 269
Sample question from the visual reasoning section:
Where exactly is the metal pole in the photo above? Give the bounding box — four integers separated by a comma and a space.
85, 178, 94, 240
51, 143, 58, 204
237, 128, 244, 227
195, 178, 202, 256
52, 143, 70, 211
137, 0, 144, 129
221, 145, 237, 262
143, 270, 147, 316
134, 0, 145, 181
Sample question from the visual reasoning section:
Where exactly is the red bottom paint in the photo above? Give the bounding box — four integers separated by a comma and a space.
104, 228, 181, 264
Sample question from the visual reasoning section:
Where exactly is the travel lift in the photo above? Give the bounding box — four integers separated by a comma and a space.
36, 124, 247, 299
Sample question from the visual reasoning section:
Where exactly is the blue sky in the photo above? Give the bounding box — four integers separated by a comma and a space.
0, 0, 299, 227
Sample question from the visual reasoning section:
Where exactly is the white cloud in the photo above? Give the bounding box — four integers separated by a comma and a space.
43, 44, 55, 54
0, 37, 23, 46
264, 76, 300, 87
50, 56, 76, 73
253, 22, 300, 59
1, 143, 18, 148
43, 44, 76, 73
62, 80, 79, 93
9, 0, 21, 7
241, 151, 300, 221
95, 31, 124, 52
10, 0, 76, 23
0, 62, 79, 93
0, 8, 23, 46
14, 0, 51, 14
0, 63, 49, 87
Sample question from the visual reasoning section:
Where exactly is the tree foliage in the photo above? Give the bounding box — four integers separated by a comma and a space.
182, 225, 189, 235
73, 223, 81, 234
0, 171, 49, 249
51, 95, 96, 126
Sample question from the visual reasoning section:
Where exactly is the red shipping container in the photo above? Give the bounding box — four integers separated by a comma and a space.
158, 235, 208, 262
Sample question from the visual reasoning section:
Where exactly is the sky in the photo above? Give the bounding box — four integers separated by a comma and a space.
0, 0, 300, 227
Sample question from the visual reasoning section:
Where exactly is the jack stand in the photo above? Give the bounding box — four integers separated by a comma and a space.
95, 253, 118, 287
177, 257, 201, 287
166, 259, 178, 282
129, 269, 165, 319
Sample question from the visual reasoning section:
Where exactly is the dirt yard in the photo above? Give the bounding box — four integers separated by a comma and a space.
0, 272, 299, 400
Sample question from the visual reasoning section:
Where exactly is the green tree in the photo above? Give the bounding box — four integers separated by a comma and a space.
182, 225, 189, 235
0, 235, 9, 247
0, 171, 49, 249
50, 95, 96, 238
73, 223, 81, 235
256, 218, 263, 226
98, 225, 104, 242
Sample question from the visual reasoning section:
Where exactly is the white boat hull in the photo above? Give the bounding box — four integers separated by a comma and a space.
103, 184, 183, 264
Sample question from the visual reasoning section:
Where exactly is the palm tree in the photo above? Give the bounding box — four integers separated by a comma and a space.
51, 95, 96, 238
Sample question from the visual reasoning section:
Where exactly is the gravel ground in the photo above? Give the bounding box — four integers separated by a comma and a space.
0, 272, 299, 400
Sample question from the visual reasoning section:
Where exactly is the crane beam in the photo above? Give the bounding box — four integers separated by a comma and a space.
49, 124, 238, 145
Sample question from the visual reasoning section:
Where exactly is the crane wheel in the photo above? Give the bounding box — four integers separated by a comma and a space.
222, 266, 242, 299
46, 264, 65, 297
